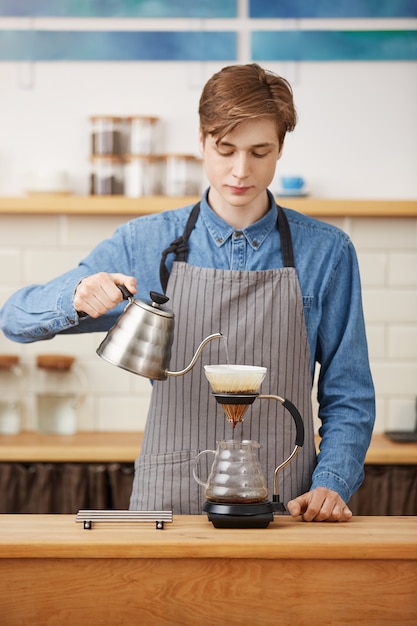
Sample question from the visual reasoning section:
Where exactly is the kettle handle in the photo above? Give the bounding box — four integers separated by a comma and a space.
117, 285, 134, 301
117, 286, 170, 308
192, 449, 215, 487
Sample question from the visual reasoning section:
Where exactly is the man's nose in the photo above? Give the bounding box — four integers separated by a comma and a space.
232, 153, 250, 179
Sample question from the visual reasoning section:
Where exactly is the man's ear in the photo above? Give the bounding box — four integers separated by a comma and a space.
198, 128, 205, 155
277, 140, 284, 161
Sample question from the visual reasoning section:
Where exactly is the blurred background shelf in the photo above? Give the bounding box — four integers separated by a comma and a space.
0, 432, 415, 515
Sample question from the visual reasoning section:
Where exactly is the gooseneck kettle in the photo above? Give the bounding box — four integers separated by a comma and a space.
96, 287, 222, 380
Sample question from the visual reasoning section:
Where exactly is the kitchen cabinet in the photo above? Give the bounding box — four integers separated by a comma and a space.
0, 432, 416, 515
0, 514, 416, 626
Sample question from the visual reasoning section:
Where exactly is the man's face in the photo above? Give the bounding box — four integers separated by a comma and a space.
199, 117, 282, 216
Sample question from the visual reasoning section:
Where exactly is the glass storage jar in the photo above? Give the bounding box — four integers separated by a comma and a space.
36, 354, 82, 435
124, 154, 164, 197
127, 115, 159, 155
90, 116, 123, 155
164, 154, 202, 196
90, 155, 124, 195
0, 355, 22, 435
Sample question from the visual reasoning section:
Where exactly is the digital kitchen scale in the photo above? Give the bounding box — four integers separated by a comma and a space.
203, 498, 286, 529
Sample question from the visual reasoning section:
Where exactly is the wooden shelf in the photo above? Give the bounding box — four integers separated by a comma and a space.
0, 195, 197, 216
0, 430, 143, 462
0, 195, 416, 217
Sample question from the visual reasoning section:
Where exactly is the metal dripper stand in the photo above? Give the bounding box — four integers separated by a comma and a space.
201, 365, 305, 529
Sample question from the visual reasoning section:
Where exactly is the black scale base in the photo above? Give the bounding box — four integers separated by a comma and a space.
203, 499, 286, 529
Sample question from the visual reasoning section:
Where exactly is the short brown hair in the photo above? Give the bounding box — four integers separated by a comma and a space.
199, 63, 297, 146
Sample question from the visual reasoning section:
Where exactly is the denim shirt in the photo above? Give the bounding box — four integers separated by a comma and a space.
0, 190, 375, 503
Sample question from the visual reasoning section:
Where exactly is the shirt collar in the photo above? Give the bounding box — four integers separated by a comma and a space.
200, 189, 278, 250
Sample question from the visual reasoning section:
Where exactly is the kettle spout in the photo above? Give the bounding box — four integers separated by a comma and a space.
166, 333, 223, 377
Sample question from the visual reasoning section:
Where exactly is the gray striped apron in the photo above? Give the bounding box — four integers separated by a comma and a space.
129, 203, 317, 514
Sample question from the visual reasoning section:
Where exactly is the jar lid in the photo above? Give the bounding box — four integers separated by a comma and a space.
124, 154, 164, 162
90, 155, 124, 163
0, 354, 19, 369
36, 354, 75, 371
126, 115, 159, 123
90, 116, 122, 122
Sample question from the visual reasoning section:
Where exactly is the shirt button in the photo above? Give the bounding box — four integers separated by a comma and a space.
235, 231, 242, 237
68, 318, 75, 325
216, 237, 223, 244
253, 241, 258, 248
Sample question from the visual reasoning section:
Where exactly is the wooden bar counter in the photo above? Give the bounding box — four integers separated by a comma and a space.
0, 514, 416, 626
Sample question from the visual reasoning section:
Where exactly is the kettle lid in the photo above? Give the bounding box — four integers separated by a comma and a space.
146, 291, 174, 318
120, 287, 174, 318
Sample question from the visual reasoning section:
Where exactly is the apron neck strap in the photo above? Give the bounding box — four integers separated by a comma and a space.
159, 202, 200, 293
277, 204, 295, 268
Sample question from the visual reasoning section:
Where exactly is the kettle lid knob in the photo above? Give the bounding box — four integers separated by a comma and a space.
150, 291, 170, 308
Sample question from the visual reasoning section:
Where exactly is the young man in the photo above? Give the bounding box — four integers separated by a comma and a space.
0, 64, 375, 521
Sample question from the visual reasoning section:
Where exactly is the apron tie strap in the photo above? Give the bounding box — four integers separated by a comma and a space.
160, 236, 188, 292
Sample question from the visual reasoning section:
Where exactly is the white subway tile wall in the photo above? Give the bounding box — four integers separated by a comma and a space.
0, 214, 416, 434
352, 218, 417, 434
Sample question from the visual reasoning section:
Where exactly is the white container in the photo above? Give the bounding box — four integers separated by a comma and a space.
90, 155, 124, 195
90, 116, 123, 155
124, 155, 164, 197
127, 116, 159, 155
25, 170, 71, 195
164, 154, 202, 196
36, 355, 82, 435
0, 355, 22, 435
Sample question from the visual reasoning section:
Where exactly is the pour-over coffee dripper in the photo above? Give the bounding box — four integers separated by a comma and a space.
197, 364, 305, 528
204, 364, 267, 427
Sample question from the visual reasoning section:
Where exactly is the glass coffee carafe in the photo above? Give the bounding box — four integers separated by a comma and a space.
193, 439, 268, 504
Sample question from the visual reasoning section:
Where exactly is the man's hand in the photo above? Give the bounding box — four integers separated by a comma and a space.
74, 272, 137, 318
287, 487, 352, 522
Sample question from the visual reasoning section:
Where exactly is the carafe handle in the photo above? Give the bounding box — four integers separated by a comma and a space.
257, 394, 305, 500
192, 449, 215, 487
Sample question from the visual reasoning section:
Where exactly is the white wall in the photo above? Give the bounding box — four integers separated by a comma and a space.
0, 59, 416, 198
0, 13, 416, 198
0, 11, 416, 434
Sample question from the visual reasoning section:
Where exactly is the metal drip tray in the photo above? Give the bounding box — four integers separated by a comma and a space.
75, 509, 173, 530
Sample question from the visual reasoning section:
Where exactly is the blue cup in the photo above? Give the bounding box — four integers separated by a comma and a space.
280, 176, 305, 191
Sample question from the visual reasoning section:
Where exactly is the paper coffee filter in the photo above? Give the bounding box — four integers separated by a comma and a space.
204, 364, 267, 393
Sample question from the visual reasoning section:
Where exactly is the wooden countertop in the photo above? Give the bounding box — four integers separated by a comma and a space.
0, 195, 416, 217
0, 431, 416, 464
0, 514, 415, 561
2, 515, 415, 626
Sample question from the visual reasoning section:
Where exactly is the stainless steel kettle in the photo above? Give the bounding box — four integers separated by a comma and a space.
96, 287, 222, 380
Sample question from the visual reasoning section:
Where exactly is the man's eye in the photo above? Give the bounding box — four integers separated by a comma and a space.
253, 152, 267, 158
218, 150, 233, 157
